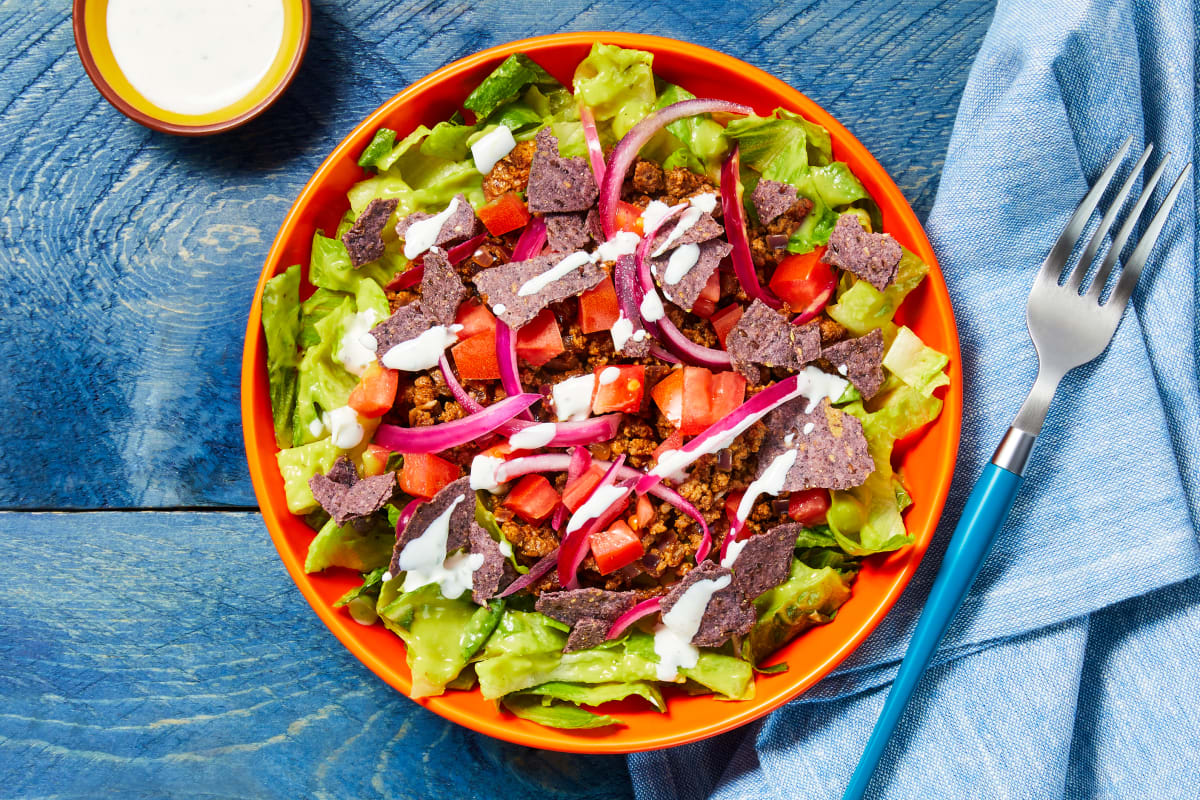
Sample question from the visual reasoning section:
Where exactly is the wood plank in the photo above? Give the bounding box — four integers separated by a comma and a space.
0, 0, 995, 508
0, 511, 634, 799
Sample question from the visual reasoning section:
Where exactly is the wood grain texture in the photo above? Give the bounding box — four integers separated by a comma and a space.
0, 0, 995, 509
0, 511, 634, 799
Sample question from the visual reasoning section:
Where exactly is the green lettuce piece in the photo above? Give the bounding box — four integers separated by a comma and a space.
298, 287, 345, 348
275, 438, 342, 514
305, 516, 394, 574
724, 112, 812, 184
655, 83, 729, 175
809, 162, 871, 207
793, 525, 839, 549
863, 376, 944, 441
261, 265, 301, 448
621, 632, 755, 700
461, 600, 506, 661
307, 232, 394, 296
827, 247, 931, 336
519, 680, 666, 711
334, 566, 387, 608
475, 640, 658, 700
358, 128, 397, 170
573, 43, 657, 141
500, 694, 620, 729
464, 54, 561, 120
748, 560, 852, 662
883, 326, 951, 397
475, 495, 525, 573
479, 609, 569, 660
378, 583, 500, 697
422, 120, 478, 162
663, 147, 705, 173
291, 294, 360, 445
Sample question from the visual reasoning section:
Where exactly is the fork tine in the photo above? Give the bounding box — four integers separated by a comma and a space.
1035, 136, 1132, 286
1084, 153, 1170, 301
1105, 162, 1192, 314
1065, 144, 1153, 291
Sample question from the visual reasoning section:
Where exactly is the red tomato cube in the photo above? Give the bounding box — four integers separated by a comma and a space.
579, 276, 621, 334
591, 365, 644, 414
501, 475, 560, 525
588, 520, 645, 575
452, 331, 501, 381
399, 453, 462, 499
515, 309, 565, 367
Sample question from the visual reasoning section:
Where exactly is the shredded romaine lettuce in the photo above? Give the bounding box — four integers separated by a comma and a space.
500, 694, 620, 729
883, 326, 952, 397
261, 264, 301, 448
747, 560, 852, 663
305, 515, 394, 573
572, 43, 657, 141
275, 438, 342, 514
464, 54, 562, 120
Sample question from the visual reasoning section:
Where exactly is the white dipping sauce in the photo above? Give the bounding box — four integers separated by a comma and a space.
107, 0, 285, 116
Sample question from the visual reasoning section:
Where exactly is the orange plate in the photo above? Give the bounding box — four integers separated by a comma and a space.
241, 32, 962, 754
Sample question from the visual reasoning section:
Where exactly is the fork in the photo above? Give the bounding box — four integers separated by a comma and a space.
843, 138, 1192, 800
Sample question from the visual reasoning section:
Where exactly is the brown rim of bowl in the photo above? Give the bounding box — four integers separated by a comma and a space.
71, 0, 312, 136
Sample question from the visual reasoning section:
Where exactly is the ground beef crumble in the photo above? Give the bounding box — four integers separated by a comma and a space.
482, 139, 536, 201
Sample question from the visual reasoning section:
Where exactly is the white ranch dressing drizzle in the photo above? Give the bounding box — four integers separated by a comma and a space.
508, 422, 557, 449
720, 538, 749, 569
565, 482, 628, 536
652, 574, 732, 680
662, 243, 701, 285
323, 406, 364, 450
639, 289, 665, 322
649, 366, 849, 484
733, 448, 798, 535
469, 454, 508, 493
552, 374, 596, 422
106, 0, 284, 115
598, 366, 622, 386
518, 251, 596, 296
471, 126, 517, 174
611, 314, 635, 352
402, 198, 461, 259
803, 422, 816, 435
651, 193, 718, 257
639, 200, 674, 233
397, 495, 485, 598
595, 232, 641, 262
336, 309, 381, 376
380, 324, 461, 372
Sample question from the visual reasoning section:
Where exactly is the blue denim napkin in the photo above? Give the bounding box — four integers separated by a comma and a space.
629, 0, 1200, 795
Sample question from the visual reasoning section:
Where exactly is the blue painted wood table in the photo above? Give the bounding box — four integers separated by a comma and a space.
0, 2, 994, 797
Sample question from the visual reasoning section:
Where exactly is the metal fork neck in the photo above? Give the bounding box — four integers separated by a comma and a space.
993, 367, 1065, 476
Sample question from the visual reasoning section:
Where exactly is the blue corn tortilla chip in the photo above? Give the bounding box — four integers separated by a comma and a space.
308, 458, 396, 527
418, 248, 467, 327
342, 198, 398, 268
395, 193, 482, 250
526, 128, 599, 213
651, 238, 732, 312
821, 328, 885, 399
751, 179, 799, 225
389, 477, 475, 574
545, 212, 596, 253
470, 522, 515, 605
729, 524, 801, 600
660, 562, 755, 648
535, 588, 637, 626
563, 618, 611, 653
647, 211, 724, 255
472, 252, 606, 328
756, 397, 874, 491
822, 214, 901, 291
725, 300, 822, 383
368, 302, 432, 355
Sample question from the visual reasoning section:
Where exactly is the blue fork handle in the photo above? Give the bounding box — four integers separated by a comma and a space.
843, 462, 1024, 800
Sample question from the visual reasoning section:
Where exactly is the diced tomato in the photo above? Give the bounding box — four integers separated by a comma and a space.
476, 192, 531, 236
452, 331, 501, 381
361, 444, 392, 477
652, 430, 683, 465
710, 303, 744, 348
614, 201, 644, 235
788, 489, 831, 527
591, 365, 644, 414
628, 494, 657, 531
454, 299, 496, 341
588, 520, 645, 575
680, 368, 716, 436
501, 475, 560, 525
650, 369, 685, 427
347, 362, 399, 418
710, 372, 747, 424
768, 248, 836, 315
690, 271, 722, 318
399, 453, 462, 499
579, 276, 621, 334
515, 309, 564, 367
562, 463, 607, 512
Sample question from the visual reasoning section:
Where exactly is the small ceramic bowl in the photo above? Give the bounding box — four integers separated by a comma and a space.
72, 0, 311, 135
242, 32, 963, 753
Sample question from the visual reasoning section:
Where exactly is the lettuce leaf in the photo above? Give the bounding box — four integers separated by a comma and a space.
358, 128, 397, 170
291, 293, 359, 445
261, 265, 301, 448
464, 54, 562, 120
500, 694, 620, 729
421, 120, 478, 162
827, 247, 931, 337
519, 680, 666, 711
655, 83, 729, 175
883, 326, 951, 397
333, 566, 387, 608
573, 43, 657, 141
747, 559, 851, 662
305, 515, 394, 573
275, 438, 342, 514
